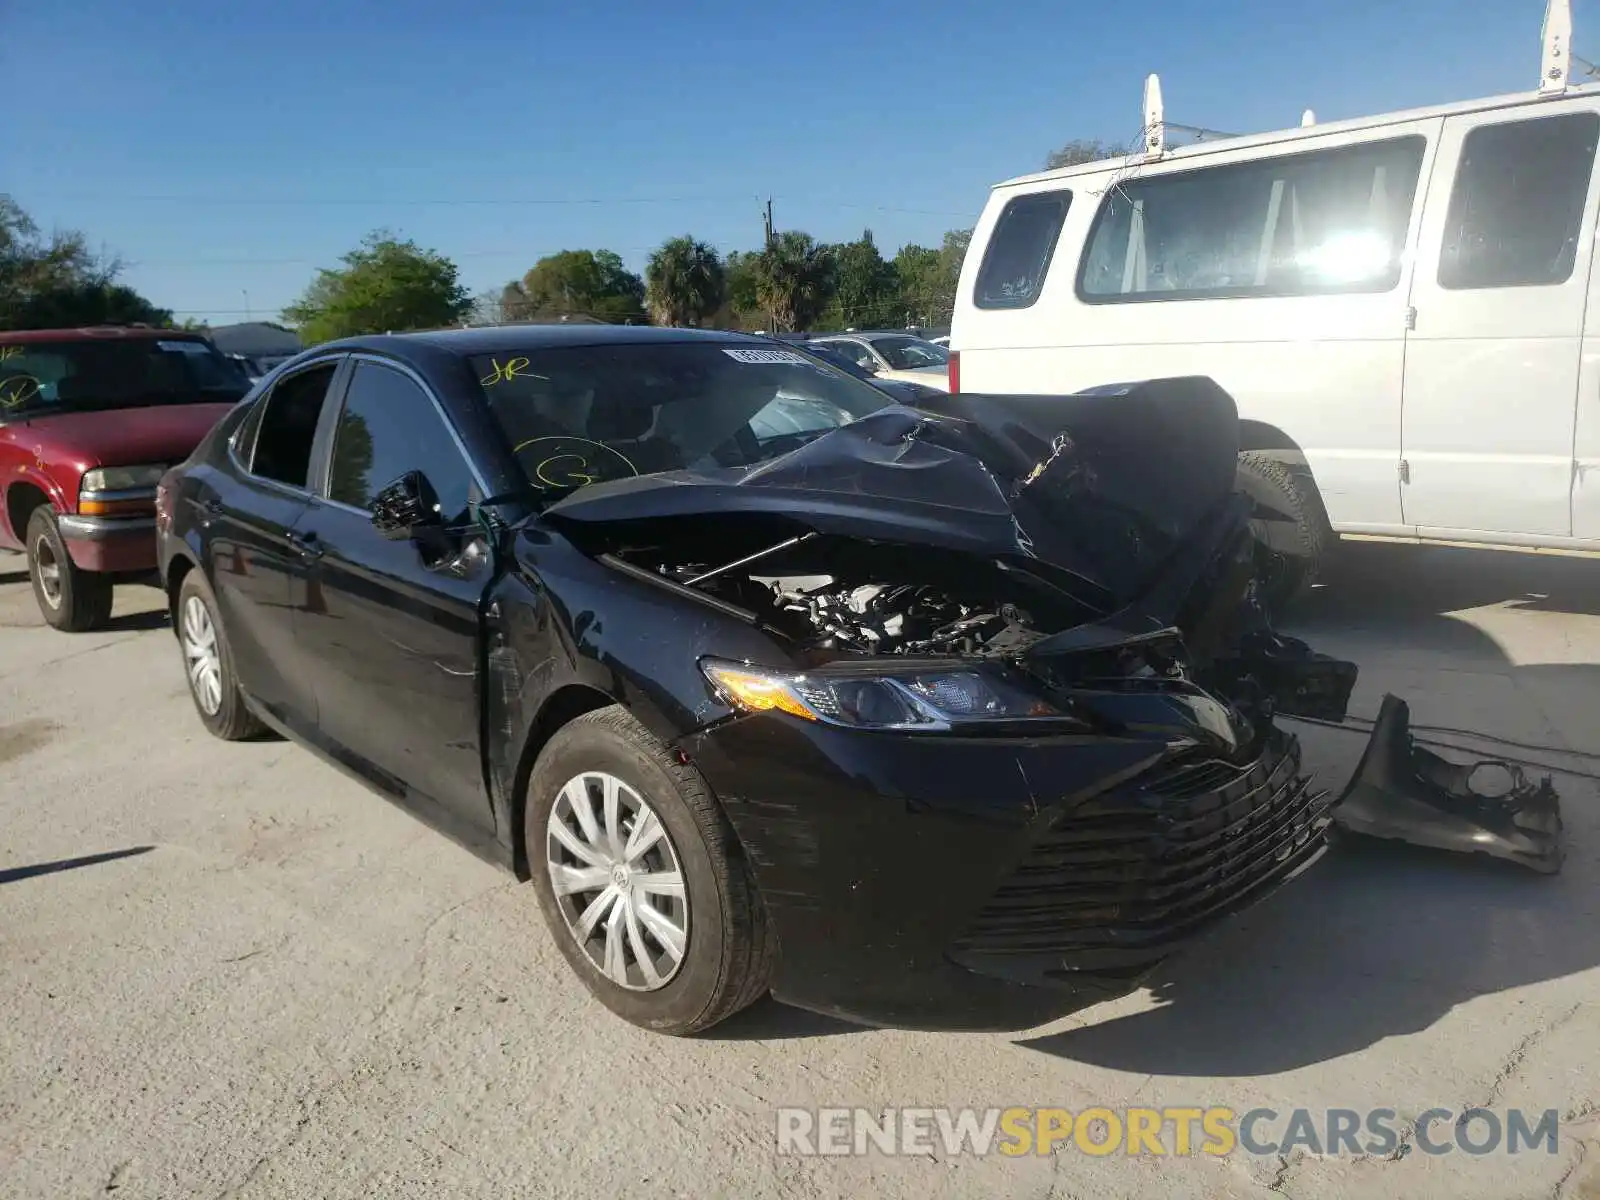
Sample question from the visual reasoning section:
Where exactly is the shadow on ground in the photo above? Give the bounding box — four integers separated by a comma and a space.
0, 570, 28, 587
0, 846, 155, 886
1021, 541, 1600, 1073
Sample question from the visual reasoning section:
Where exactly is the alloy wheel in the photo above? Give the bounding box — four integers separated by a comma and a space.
181, 595, 224, 715
32, 533, 61, 609
545, 771, 689, 992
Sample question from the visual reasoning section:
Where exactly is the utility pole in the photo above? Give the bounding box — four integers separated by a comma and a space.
763, 197, 774, 247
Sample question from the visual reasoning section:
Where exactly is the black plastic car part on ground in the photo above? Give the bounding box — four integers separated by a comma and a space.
155, 327, 1564, 1035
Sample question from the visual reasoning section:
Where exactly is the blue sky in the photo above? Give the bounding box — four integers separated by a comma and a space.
3, 0, 1569, 324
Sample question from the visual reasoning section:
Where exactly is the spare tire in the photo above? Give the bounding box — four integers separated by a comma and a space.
1235, 452, 1329, 614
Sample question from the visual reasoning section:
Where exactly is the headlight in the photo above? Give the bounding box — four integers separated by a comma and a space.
700, 658, 1064, 731
82, 464, 167, 492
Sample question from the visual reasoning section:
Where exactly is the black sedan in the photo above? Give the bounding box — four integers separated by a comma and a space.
156, 326, 1506, 1036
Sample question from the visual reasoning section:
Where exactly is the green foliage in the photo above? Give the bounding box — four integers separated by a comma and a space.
507, 249, 646, 324
0, 196, 172, 330
753, 231, 835, 332
893, 228, 970, 327
283, 231, 471, 344
645, 236, 725, 327
1045, 139, 1118, 169
821, 230, 900, 329
717, 250, 765, 329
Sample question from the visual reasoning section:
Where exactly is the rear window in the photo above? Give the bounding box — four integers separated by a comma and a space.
472, 342, 891, 495
0, 336, 250, 418
973, 191, 1072, 310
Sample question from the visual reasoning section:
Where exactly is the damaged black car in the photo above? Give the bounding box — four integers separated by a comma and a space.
155, 326, 1564, 1036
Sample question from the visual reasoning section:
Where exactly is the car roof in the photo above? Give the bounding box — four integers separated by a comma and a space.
321, 324, 772, 359
0, 326, 210, 345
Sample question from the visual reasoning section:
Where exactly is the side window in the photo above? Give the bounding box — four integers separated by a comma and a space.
250, 363, 338, 488
974, 191, 1072, 309
825, 340, 873, 368
326, 361, 476, 525
1438, 111, 1600, 290
1078, 137, 1425, 302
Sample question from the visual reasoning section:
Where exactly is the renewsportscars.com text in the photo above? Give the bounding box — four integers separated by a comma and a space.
775, 1106, 1563, 1158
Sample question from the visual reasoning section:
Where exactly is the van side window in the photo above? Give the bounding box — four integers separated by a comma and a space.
1437, 111, 1599, 291
1077, 136, 1425, 303
974, 192, 1072, 309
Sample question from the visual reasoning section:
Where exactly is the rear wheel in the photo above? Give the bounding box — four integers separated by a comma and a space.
1236, 452, 1330, 614
526, 705, 773, 1035
177, 569, 265, 740
27, 507, 113, 632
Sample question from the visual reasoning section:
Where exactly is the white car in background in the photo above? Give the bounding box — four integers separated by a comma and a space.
807, 332, 952, 392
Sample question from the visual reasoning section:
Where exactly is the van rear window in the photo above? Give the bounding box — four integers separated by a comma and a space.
973, 191, 1072, 310
1076, 135, 1425, 303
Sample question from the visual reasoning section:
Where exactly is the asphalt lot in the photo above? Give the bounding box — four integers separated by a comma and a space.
2, 543, 1598, 1199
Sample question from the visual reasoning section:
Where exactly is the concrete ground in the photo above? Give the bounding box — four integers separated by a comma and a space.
1, 543, 1597, 1200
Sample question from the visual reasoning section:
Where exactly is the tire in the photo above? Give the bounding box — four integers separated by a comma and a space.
26, 506, 114, 632
526, 705, 773, 1035
176, 569, 265, 740
1236, 452, 1330, 614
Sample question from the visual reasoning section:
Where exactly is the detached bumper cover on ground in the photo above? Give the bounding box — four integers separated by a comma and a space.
547, 376, 1566, 1029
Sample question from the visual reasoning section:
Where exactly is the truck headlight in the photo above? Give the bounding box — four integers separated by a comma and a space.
700, 658, 1063, 731
81, 464, 167, 493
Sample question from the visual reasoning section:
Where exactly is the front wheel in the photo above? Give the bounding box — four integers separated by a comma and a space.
526, 706, 773, 1035
1236, 453, 1331, 615
176, 569, 265, 740
27, 507, 113, 632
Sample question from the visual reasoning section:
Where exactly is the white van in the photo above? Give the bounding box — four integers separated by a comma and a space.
950, 0, 1600, 599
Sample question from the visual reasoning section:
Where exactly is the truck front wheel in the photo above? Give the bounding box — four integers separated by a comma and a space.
26, 507, 114, 632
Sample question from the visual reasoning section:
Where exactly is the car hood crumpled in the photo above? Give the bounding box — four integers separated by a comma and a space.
541, 375, 1243, 609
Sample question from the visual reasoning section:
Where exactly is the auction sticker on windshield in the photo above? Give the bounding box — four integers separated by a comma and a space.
722, 348, 810, 365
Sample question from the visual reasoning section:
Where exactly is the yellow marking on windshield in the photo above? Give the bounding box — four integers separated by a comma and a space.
0, 375, 41, 409
0, 347, 24, 364
512, 435, 639, 489
480, 356, 546, 387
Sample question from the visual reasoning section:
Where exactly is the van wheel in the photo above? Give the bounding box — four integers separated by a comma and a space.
1236, 453, 1329, 614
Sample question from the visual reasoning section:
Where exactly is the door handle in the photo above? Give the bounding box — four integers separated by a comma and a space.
286, 529, 324, 559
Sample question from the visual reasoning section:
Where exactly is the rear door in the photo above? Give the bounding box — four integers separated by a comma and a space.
207, 357, 346, 727
291, 356, 493, 829
1401, 101, 1600, 536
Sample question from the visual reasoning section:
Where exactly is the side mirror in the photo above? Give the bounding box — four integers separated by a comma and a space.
370, 470, 442, 541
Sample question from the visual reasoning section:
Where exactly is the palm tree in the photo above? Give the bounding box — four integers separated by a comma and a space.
754, 231, 835, 332
644, 237, 725, 328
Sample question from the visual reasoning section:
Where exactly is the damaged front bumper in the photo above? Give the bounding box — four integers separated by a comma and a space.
1329, 694, 1565, 874
681, 699, 1334, 1031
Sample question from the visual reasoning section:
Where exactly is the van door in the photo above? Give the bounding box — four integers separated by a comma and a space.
1400, 102, 1600, 537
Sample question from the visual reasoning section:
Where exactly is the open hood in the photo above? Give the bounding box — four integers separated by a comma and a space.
541, 376, 1243, 609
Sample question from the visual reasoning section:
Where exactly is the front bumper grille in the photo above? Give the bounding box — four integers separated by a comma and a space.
951, 729, 1330, 978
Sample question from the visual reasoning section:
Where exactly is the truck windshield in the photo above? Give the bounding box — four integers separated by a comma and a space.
472, 340, 892, 494
0, 337, 251, 418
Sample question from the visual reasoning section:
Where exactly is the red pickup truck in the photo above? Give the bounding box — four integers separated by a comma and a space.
1, 327, 251, 630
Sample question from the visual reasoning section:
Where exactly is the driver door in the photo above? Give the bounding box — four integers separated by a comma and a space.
290, 356, 495, 832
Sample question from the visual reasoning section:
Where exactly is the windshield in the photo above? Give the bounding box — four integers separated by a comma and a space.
870, 336, 949, 370
0, 337, 251, 418
472, 341, 892, 494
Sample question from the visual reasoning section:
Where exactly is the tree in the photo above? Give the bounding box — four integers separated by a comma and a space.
644, 236, 725, 327
1045, 139, 1118, 170
283, 231, 470, 343
0, 197, 171, 330
823, 230, 899, 329
753, 231, 835, 332
514, 249, 646, 323
893, 228, 970, 327
716, 250, 765, 329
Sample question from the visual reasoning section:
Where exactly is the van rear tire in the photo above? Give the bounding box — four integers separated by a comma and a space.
1236, 453, 1329, 614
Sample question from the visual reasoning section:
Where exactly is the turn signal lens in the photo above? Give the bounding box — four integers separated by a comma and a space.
701, 662, 818, 721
